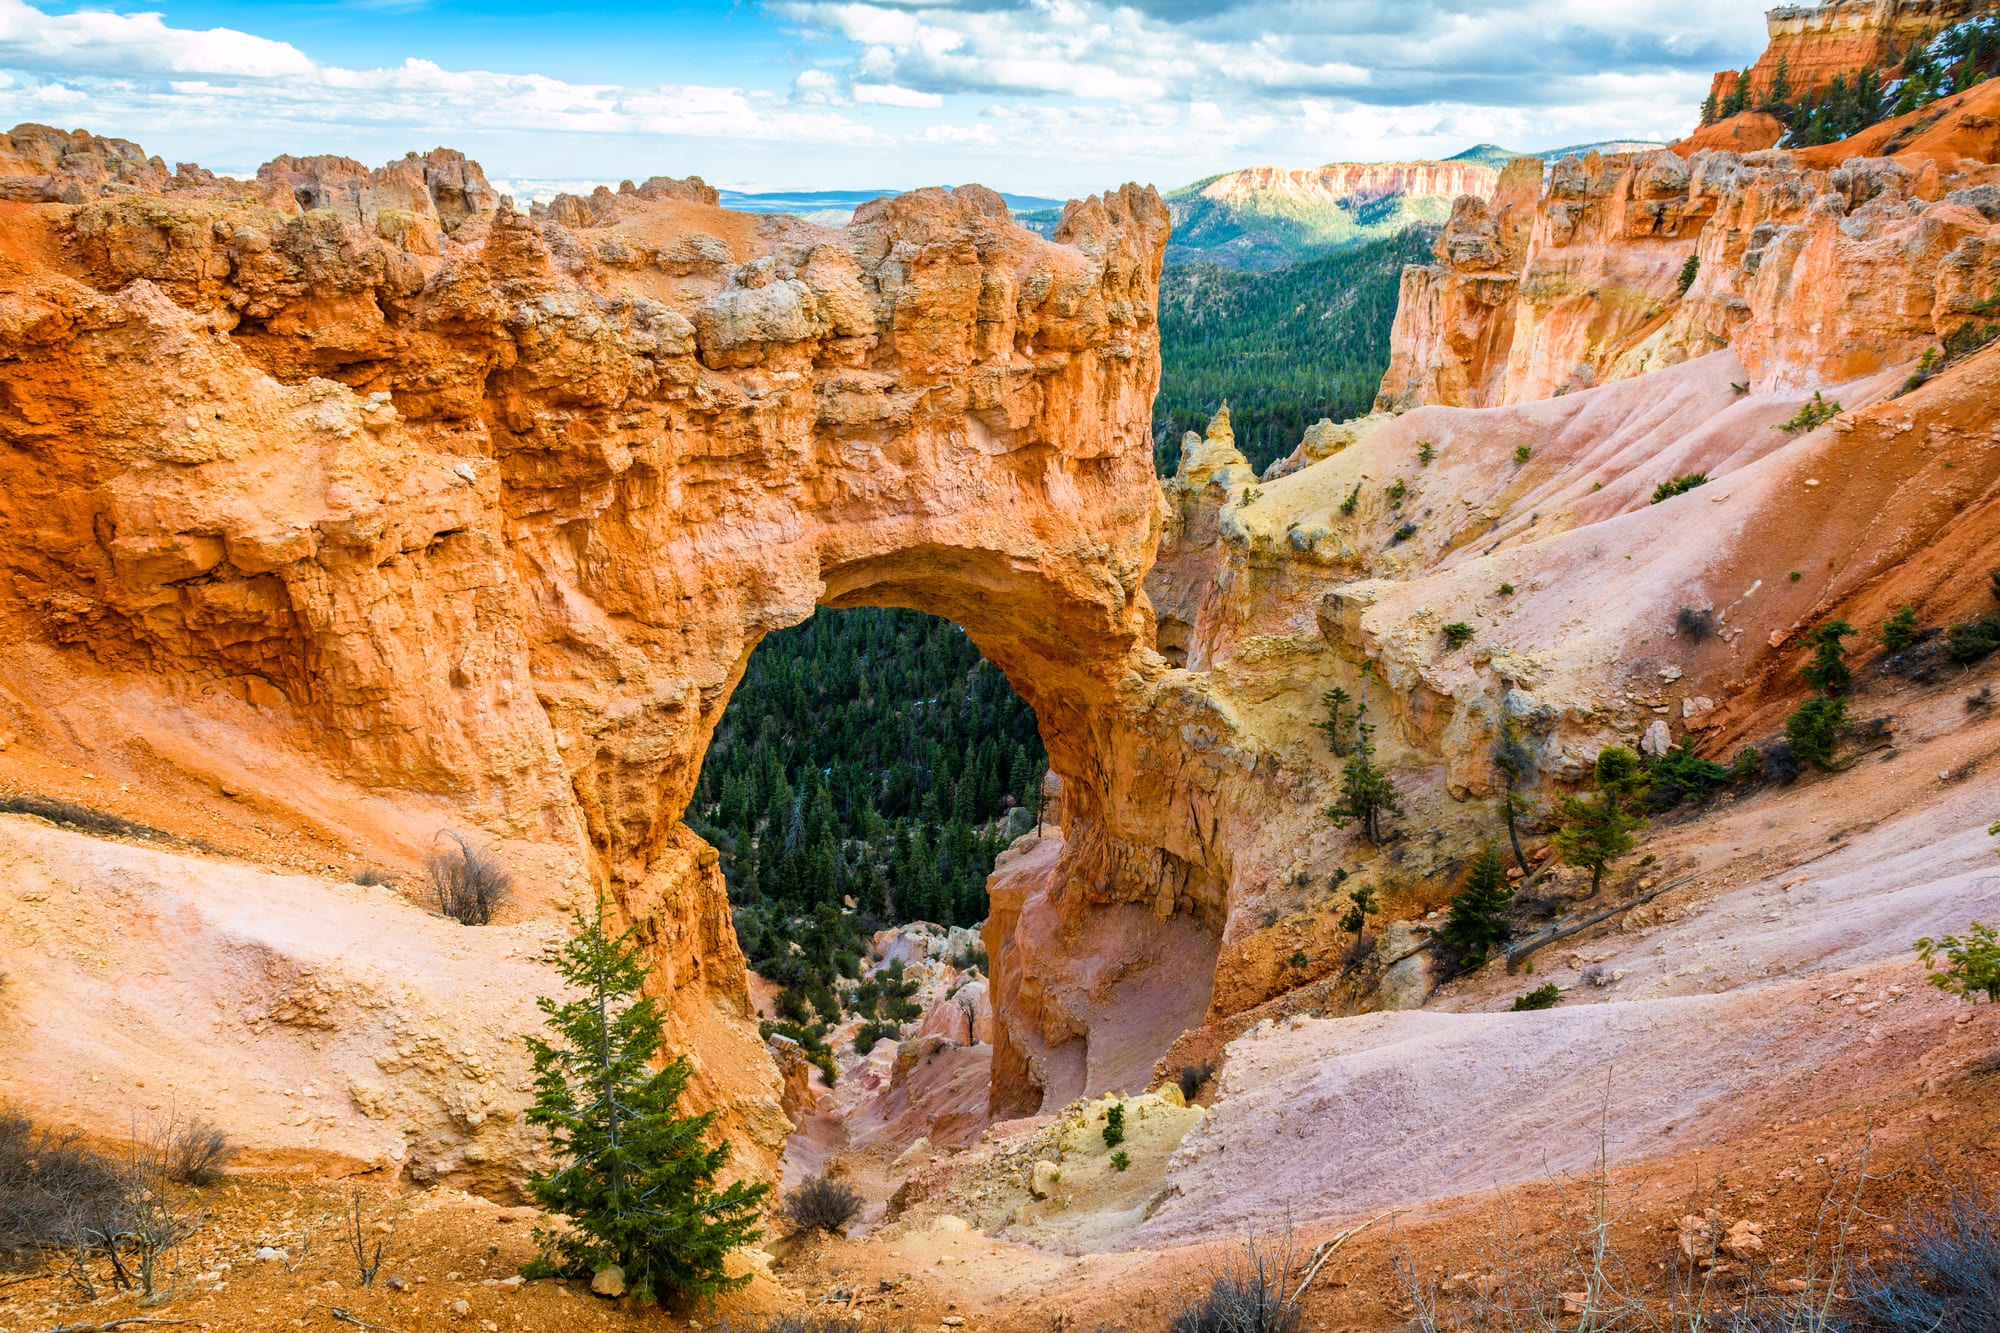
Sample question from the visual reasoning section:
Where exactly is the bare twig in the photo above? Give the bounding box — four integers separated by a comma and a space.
32, 1319, 194, 1333
1289, 1209, 1396, 1303
310, 1305, 410, 1333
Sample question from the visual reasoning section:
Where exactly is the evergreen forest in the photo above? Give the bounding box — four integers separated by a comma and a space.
1151, 225, 1438, 475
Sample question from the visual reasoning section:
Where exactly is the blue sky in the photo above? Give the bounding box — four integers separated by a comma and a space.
0, 0, 1772, 197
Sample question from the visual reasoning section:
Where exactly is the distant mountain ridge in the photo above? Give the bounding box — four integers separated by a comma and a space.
1448, 140, 1671, 169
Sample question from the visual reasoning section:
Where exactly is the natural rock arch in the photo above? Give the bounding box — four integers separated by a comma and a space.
0, 134, 1207, 1175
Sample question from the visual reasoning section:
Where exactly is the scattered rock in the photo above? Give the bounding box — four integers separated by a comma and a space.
591, 1265, 628, 1298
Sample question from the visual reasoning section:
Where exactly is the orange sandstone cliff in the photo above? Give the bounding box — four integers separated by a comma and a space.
0, 123, 1169, 1187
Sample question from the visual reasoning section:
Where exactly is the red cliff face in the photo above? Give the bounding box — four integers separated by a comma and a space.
1708, 0, 1996, 106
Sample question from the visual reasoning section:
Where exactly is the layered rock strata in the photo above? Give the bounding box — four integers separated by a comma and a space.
0, 126, 1169, 1180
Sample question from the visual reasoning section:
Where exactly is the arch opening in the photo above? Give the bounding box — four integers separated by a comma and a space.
686, 603, 1051, 1078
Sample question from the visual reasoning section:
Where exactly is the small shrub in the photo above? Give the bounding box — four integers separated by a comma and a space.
1109, 1150, 1130, 1172
352, 866, 395, 887
1511, 983, 1561, 1011
1676, 252, 1700, 294
1101, 1103, 1126, 1149
1337, 883, 1377, 935
1497, 582, 1515, 596
1169, 1230, 1304, 1333
1338, 482, 1361, 517
1729, 745, 1764, 783
1385, 478, 1408, 508
1880, 605, 1922, 653
1903, 345, 1941, 394
1648, 746, 1730, 809
1441, 622, 1475, 649
0, 1108, 127, 1273
782, 1174, 864, 1236
1915, 922, 2000, 1004
343, 1186, 390, 1287
1799, 619, 1855, 694
1785, 695, 1849, 769
1286, 950, 1309, 969
1651, 472, 1708, 503
1416, 441, 1436, 464
157, 1109, 235, 1186
1944, 613, 2000, 664
1513, 444, 1532, 464
1790, 570, 1803, 581
425, 831, 512, 926
1178, 1062, 1215, 1102
1391, 521, 1418, 544
1675, 606, 1714, 642
1851, 1179, 2000, 1332
1777, 390, 1841, 434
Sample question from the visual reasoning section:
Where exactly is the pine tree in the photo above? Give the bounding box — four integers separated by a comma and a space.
1800, 619, 1855, 694
1316, 686, 1357, 757
523, 905, 769, 1305
1880, 605, 1920, 653
1552, 750, 1648, 898
1490, 715, 1535, 876
1433, 847, 1513, 969
1326, 701, 1403, 844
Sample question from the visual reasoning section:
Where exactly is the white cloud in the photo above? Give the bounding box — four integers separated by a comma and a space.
0, 0, 873, 153
0, 0, 314, 78
853, 82, 943, 108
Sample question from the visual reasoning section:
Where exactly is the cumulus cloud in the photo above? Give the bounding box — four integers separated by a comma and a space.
0, 0, 1764, 194
772, 0, 1758, 108
0, 0, 872, 154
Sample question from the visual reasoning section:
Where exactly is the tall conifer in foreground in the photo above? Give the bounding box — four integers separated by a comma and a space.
523, 904, 768, 1306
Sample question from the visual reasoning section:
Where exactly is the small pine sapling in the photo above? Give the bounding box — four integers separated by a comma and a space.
1110, 1150, 1131, 1172
1104, 1103, 1125, 1142
1551, 747, 1647, 897
523, 904, 769, 1306
1490, 716, 1536, 876
1336, 883, 1377, 936
1511, 983, 1562, 1011
1417, 441, 1436, 464
1880, 605, 1920, 653
1339, 482, 1361, 517
1784, 695, 1849, 770
1799, 619, 1855, 693
1326, 703, 1403, 844
1441, 622, 1475, 649
1514, 444, 1533, 464
1433, 847, 1513, 970
1315, 686, 1357, 757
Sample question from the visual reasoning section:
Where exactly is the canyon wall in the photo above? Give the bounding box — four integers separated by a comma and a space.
0, 123, 1169, 1183
1708, 0, 1996, 106
1377, 137, 2000, 410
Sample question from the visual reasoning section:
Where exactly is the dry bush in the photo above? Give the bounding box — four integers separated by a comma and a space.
0, 1107, 126, 1272
1179, 1062, 1217, 1102
155, 1107, 235, 1186
425, 830, 512, 926
1850, 1175, 2000, 1332
782, 1173, 863, 1235
1170, 1227, 1305, 1333
342, 1185, 391, 1288
351, 866, 395, 887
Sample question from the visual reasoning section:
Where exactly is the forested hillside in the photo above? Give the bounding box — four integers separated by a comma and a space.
687, 608, 1046, 1058
1152, 224, 1439, 474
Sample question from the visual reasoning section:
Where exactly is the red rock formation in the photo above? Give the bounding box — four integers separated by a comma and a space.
1672, 111, 1789, 156
0, 127, 1169, 1183
1706, 0, 1995, 107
